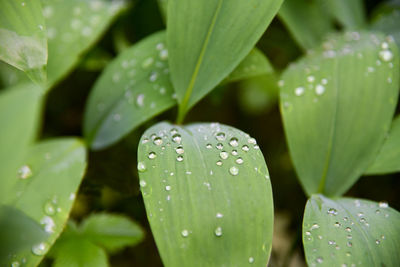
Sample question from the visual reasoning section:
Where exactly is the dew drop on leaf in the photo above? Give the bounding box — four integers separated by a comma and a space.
229, 166, 239, 176
214, 227, 223, 237
32, 242, 49, 256
18, 165, 32, 179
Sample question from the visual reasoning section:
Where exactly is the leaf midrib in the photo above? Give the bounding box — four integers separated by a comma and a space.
177, 0, 224, 121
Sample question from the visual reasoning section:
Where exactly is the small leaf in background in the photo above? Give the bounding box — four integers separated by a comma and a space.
280, 32, 399, 196
0, 84, 41, 203
371, 8, 400, 46
4, 138, 87, 267
324, 0, 366, 29
157, 0, 168, 22
49, 214, 144, 267
278, 0, 335, 50
0, 205, 48, 264
0, 0, 47, 85
83, 31, 175, 150
138, 122, 274, 266
42, 0, 127, 89
168, 0, 283, 121
80, 213, 145, 253
84, 31, 274, 150
303, 195, 400, 266
365, 115, 400, 175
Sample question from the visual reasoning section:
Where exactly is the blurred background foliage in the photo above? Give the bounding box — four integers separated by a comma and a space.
1, 0, 399, 266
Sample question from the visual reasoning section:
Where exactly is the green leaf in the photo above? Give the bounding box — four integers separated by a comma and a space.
0, 0, 47, 85
168, 0, 283, 122
83, 31, 175, 150
84, 31, 275, 150
157, 0, 168, 21
51, 238, 108, 267
0, 62, 29, 88
5, 138, 87, 267
80, 213, 145, 253
42, 0, 127, 89
138, 122, 274, 266
371, 9, 400, 47
278, 0, 335, 50
303, 194, 400, 266
365, 115, 400, 175
0, 84, 41, 203
280, 32, 399, 196
0, 205, 48, 263
324, 0, 366, 29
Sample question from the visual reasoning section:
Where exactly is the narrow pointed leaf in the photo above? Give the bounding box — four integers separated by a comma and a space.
138, 122, 273, 266
371, 9, 400, 46
84, 31, 275, 150
5, 138, 87, 267
303, 195, 400, 266
168, 0, 283, 117
324, 0, 366, 29
366, 115, 400, 175
42, 0, 127, 90
0, 0, 47, 85
80, 213, 145, 253
280, 32, 399, 196
278, 0, 335, 50
0, 84, 41, 203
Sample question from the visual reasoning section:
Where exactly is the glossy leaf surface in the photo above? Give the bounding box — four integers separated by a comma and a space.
280, 32, 399, 196
168, 0, 283, 120
0, 0, 47, 85
138, 122, 273, 266
303, 195, 400, 266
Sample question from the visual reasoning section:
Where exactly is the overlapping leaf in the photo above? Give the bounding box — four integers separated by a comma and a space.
168, 0, 283, 121
371, 8, 400, 46
138, 122, 274, 266
84, 31, 274, 150
324, 0, 366, 29
5, 139, 87, 267
0, 0, 47, 85
303, 195, 400, 266
280, 32, 399, 196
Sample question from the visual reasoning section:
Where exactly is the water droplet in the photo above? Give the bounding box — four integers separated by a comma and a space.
231, 150, 238, 156
375, 239, 380, 245
295, 87, 305, 96
159, 49, 168, 60
32, 242, 48, 256
379, 201, 389, 208
139, 180, 146, 187
177, 155, 184, 162
18, 165, 32, 179
321, 78, 328, 85
327, 208, 338, 216
149, 71, 158, 82
175, 146, 184, 154
249, 257, 255, 264
214, 227, 223, 237
334, 222, 341, 228
229, 166, 239, 176
44, 202, 56, 215
316, 257, 323, 263
206, 143, 212, 149
136, 94, 145, 107
216, 212, 223, 218
346, 252, 351, 257
236, 158, 244, 164
220, 151, 229, 160
307, 76, 315, 83
345, 227, 351, 232
216, 143, 223, 150
315, 84, 325, 95
172, 134, 182, 144
11, 261, 20, 267
40, 216, 55, 233
69, 193, 76, 201
242, 145, 249, 152
216, 132, 226, 141
153, 137, 163, 146
181, 229, 189, 237
379, 50, 393, 62
148, 152, 156, 159
305, 231, 311, 236
311, 223, 320, 230
142, 57, 154, 68
229, 137, 239, 147
346, 241, 352, 247
248, 138, 256, 144
216, 160, 223, 166
165, 185, 171, 191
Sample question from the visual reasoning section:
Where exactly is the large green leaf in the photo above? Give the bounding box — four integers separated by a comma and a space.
324, 0, 366, 29
42, 0, 127, 90
0, 0, 47, 85
365, 115, 400, 175
280, 32, 399, 196
0, 205, 48, 264
0, 84, 41, 203
80, 213, 145, 253
371, 9, 400, 46
4, 138, 87, 266
167, 0, 283, 122
84, 31, 274, 150
303, 195, 400, 266
137, 122, 274, 266
278, 0, 335, 50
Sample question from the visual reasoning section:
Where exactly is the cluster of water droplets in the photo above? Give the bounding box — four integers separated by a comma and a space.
305, 198, 392, 266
